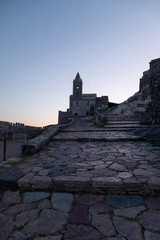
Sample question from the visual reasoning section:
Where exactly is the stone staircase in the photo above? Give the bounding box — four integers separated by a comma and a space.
103, 112, 150, 131
53, 115, 149, 142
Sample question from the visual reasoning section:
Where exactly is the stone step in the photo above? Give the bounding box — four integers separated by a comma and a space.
106, 121, 142, 124
104, 124, 149, 128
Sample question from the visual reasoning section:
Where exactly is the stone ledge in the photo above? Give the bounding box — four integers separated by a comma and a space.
21, 119, 75, 154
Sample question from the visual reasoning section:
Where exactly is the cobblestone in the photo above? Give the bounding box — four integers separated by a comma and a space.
0, 190, 159, 239
0, 118, 160, 238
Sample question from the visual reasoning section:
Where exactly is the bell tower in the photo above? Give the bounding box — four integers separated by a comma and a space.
73, 72, 83, 100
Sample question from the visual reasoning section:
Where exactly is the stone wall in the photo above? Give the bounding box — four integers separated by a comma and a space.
150, 58, 160, 123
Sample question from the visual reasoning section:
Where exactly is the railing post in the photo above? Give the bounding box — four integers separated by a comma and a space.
3, 135, 7, 161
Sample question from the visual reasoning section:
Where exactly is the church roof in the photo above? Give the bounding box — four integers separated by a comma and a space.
75, 72, 82, 81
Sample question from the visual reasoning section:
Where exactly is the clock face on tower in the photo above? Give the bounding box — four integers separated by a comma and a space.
76, 85, 80, 89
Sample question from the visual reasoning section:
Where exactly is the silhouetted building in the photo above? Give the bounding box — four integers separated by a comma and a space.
58, 73, 110, 124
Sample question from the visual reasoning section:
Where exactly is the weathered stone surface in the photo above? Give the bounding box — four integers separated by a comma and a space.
92, 213, 116, 236
89, 202, 113, 215
148, 177, 160, 189
16, 208, 40, 228
138, 210, 160, 231
37, 169, 49, 176
106, 237, 126, 240
2, 190, 20, 204
106, 195, 143, 208
30, 175, 52, 189
17, 172, 35, 188
113, 216, 142, 240
118, 172, 132, 178
51, 192, 73, 212
23, 209, 68, 235
109, 163, 127, 172
0, 202, 8, 212
68, 204, 89, 224
75, 194, 104, 205
9, 231, 28, 240
0, 167, 23, 187
34, 236, 62, 240
0, 215, 14, 240
5, 203, 36, 215
114, 206, 145, 218
38, 199, 52, 209
93, 177, 122, 188
146, 197, 160, 209
144, 231, 160, 240
23, 192, 50, 203
64, 224, 101, 240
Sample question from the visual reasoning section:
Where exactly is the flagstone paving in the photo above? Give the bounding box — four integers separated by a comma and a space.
0, 117, 160, 239
0, 190, 160, 240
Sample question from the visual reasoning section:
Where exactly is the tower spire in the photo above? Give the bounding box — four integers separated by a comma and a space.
75, 72, 82, 81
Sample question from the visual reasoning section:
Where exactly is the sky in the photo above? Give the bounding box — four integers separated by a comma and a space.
0, 0, 160, 127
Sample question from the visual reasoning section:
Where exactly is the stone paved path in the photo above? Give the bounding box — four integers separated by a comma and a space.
0, 117, 160, 194
0, 117, 160, 239
0, 190, 160, 240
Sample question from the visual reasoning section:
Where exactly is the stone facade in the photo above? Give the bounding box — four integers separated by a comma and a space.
69, 73, 97, 116
58, 73, 109, 124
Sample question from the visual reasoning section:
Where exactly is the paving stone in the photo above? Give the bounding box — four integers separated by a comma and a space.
113, 216, 142, 240
34, 236, 62, 240
118, 172, 132, 178
30, 175, 52, 189
148, 177, 160, 189
0, 202, 8, 212
38, 199, 52, 209
0, 167, 23, 187
106, 195, 143, 208
37, 169, 49, 176
51, 192, 74, 212
146, 197, 160, 209
89, 202, 113, 215
64, 224, 101, 240
138, 210, 160, 231
23, 192, 50, 203
105, 237, 126, 240
92, 213, 116, 236
133, 168, 155, 176
114, 205, 145, 218
2, 190, 20, 204
75, 194, 104, 205
68, 204, 89, 224
109, 163, 127, 172
23, 209, 68, 235
144, 231, 160, 240
93, 177, 122, 188
0, 215, 14, 240
32, 166, 42, 172
17, 172, 35, 188
8, 231, 28, 240
16, 208, 40, 228
5, 203, 37, 215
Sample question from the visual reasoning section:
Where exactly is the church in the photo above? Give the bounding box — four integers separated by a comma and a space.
58, 73, 109, 124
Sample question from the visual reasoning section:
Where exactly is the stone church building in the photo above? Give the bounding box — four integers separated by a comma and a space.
58, 73, 109, 124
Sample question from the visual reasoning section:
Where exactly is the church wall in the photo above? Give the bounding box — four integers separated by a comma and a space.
70, 99, 95, 116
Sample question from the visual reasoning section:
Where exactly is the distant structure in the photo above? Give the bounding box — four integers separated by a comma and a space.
58, 73, 115, 124
0, 121, 43, 140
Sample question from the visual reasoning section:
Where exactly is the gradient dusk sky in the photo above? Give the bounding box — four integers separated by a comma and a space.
0, 0, 160, 127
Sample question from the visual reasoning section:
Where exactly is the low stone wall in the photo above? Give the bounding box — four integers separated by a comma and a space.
95, 111, 107, 125
21, 119, 74, 154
